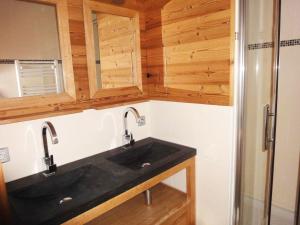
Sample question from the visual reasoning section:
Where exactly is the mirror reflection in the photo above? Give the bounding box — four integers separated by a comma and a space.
0, 0, 64, 98
92, 12, 137, 89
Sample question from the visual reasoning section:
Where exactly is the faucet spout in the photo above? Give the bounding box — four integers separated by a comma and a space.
42, 121, 58, 176
123, 107, 141, 136
123, 107, 145, 146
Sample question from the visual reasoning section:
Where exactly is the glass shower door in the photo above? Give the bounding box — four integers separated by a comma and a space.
239, 0, 281, 225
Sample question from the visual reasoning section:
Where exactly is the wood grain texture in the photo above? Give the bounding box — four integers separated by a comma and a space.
83, 0, 144, 99
186, 157, 196, 225
0, 0, 235, 123
62, 157, 195, 225
0, 0, 78, 120
145, 0, 234, 106
97, 14, 136, 89
87, 183, 189, 225
0, 0, 148, 124
0, 163, 10, 225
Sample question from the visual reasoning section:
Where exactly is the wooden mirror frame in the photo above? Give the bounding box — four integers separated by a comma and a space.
0, 0, 76, 121
83, 0, 143, 99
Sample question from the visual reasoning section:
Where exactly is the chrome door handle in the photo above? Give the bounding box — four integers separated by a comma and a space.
263, 104, 275, 151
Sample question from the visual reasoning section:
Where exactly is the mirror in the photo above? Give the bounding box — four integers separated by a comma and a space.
92, 13, 137, 89
83, 0, 142, 98
0, 0, 66, 98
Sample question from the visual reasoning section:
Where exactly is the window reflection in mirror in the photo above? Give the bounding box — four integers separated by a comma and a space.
0, 0, 64, 98
91, 12, 137, 89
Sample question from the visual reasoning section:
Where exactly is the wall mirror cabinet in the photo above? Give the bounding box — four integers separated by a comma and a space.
83, 0, 143, 99
0, 0, 75, 120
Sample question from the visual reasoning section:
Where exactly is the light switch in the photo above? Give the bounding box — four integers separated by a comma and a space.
0, 147, 10, 163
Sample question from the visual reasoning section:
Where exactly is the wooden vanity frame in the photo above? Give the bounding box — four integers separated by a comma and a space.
0, 0, 76, 118
63, 157, 196, 225
0, 163, 10, 225
0, 157, 195, 225
83, 0, 143, 99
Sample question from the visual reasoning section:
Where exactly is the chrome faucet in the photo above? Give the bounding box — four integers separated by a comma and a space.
42, 121, 58, 177
123, 107, 145, 146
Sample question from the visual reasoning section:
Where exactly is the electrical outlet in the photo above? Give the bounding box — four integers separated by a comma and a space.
0, 147, 10, 163
138, 116, 146, 126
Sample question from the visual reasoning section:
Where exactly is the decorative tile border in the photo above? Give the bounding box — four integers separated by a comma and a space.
0, 59, 15, 64
280, 39, 300, 47
248, 42, 273, 50
248, 38, 300, 50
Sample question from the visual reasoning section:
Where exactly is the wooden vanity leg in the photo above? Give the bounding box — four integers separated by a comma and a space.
0, 162, 11, 225
186, 157, 196, 225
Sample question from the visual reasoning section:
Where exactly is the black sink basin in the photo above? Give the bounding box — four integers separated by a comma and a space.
11, 165, 94, 200
7, 138, 196, 225
108, 142, 180, 170
8, 164, 119, 225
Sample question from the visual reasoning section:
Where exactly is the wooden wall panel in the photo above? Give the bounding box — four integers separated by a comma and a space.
68, 0, 148, 101
97, 14, 136, 88
0, 0, 235, 123
0, 0, 148, 124
145, 0, 234, 106
68, 0, 90, 100
161, 0, 230, 25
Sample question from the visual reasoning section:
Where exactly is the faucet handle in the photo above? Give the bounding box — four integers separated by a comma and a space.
43, 155, 55, 167
43, 156, 51, 166
48, 163, 57, 174
50, 155, 54, 164
43, 155, 57, 176
129, 133, 135, 145
123, 132, 135, 145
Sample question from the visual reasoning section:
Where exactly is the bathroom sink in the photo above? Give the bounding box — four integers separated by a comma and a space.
9, 164, 120, 225
108, 142, 180, 170
10, 164, 97, 200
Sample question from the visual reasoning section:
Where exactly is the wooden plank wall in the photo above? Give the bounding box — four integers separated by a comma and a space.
0, 0, 149, 124
97, 14, 136, 89
67, 0, 147, 100
145, 0, 233, 106
0, 0, 234, 123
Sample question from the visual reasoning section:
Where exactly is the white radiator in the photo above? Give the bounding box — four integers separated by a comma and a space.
15, 60, 63, 97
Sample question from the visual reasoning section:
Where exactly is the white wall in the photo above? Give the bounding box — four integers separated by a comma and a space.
0, 101, 234, 225
151, 101, 234, 225
1, 102, 151, 182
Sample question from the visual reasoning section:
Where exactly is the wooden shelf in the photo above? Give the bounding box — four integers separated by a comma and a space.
86, 183, 190, 225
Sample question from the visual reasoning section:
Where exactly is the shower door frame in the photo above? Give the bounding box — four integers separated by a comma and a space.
233, 0, 282, 225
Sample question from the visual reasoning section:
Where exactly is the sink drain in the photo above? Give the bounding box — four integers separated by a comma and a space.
141, 162, 151, 168
59, 197, 73, 205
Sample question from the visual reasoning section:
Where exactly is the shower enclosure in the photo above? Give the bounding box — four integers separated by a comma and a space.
234, 0, 284, 224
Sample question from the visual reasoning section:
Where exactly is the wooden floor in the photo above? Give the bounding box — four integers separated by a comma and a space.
86, 183, 189, 225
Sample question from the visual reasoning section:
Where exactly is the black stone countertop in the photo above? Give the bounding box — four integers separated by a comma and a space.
6, 137, 196, 225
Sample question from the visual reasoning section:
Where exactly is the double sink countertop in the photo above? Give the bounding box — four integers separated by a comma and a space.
6, 137, 196, 225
